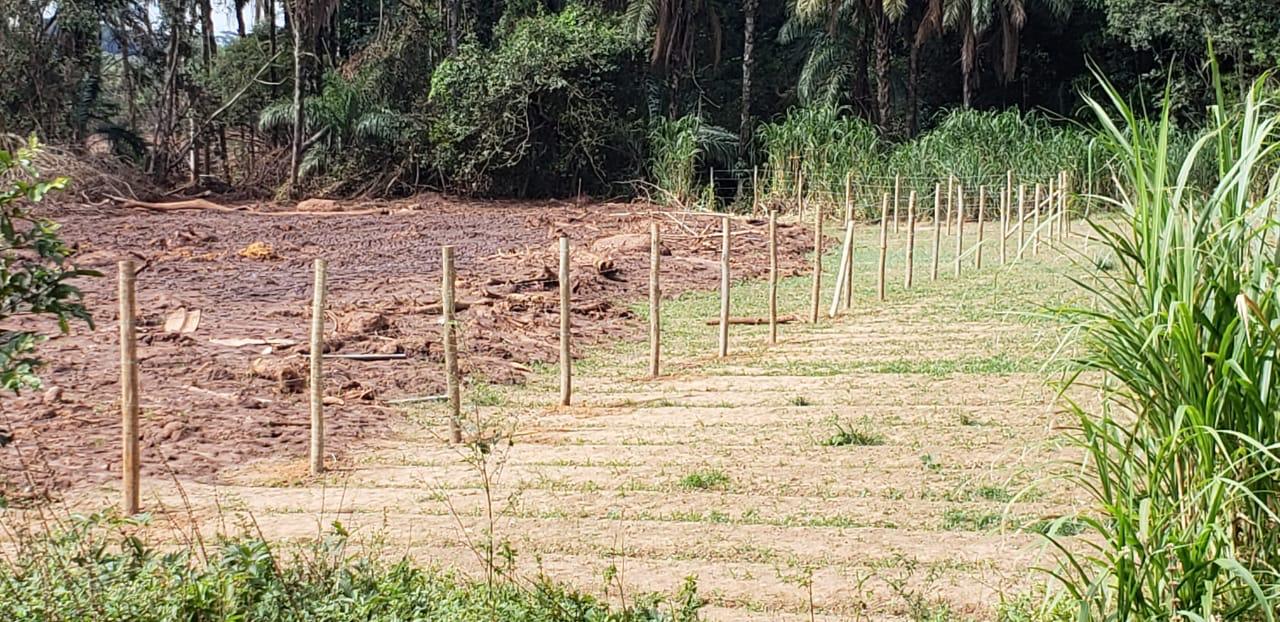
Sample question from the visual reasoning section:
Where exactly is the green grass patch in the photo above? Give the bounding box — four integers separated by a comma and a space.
677, 468, 732, 491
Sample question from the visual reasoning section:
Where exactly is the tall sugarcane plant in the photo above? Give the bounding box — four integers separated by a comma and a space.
1053, 65, 1280, 620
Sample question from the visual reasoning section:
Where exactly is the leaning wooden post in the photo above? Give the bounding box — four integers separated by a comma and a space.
842, 217, 855, 311
892, 173, 901, 233
718, 216, 731, 357
904, 190, 917, 289
1033, 183, 1043, 256
954, 184, 965, 278
930, 182, 942, 281
976, 187, 987, 270
1059, 170, 1069, 244
1016, 183, 1027, 260
768, 210, 778, 344
118, 260, 141, 515
809, 201, 822, 323
308, 258, 327, 474
1046, 177, 1057, 244
559, 236, 572, 406
877, 193, 889, 301
649, 223, 661, 377
830, 219, 855, 317
843, 172, 853, 225
441, 247, 462, 444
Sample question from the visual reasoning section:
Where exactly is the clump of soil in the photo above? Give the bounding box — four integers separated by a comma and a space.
0, 195, 812, 502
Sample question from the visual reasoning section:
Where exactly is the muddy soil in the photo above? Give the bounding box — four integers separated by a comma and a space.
0, 195, 811, 502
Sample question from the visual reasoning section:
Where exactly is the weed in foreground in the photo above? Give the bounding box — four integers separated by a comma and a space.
678, 468, 731, 491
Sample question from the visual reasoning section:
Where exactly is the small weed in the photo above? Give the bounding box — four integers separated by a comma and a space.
976, 485, 1013, 502
920, 454, 942, 472
820, 418, 884, 447
678, 468, 731, 491
789, 395, 813, 407
1025, 516, 1088, 537
942, 508, 1004, 531
467, 382, 507, 407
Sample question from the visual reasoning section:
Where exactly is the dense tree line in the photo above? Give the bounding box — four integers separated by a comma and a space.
0, 0, 1275, 198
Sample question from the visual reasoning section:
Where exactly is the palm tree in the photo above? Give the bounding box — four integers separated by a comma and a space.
907, 0, 942, 134
287, 0, 339, 192
943, 0, 1071, 108
625, 0, 725, 116
739, 0, 758, 158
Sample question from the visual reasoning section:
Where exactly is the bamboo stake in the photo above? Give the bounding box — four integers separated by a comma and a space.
1046, 177, 1057, 244
954, 184, 965, 278
843, 171, 853, 225
1033, 183, 1042, 256
830, 220, 855, 317
892, 173, 901, 233
1016, 183, 1027, 260
768, 210, 778, 344
442, 247, 462, 444
976, 187, 987, 269
751, 166, 760, 217
118, 260, 140, 515
719, 216, 731, 357
649, 223, 661, 377
842, 217, 854, 311
904, 191, 917, 289
877, 193, 889, 301
559, 236, 572, 406
931, 182, 942, 280
809, 201, 822, 323
1059, 170, 1069, 244
308, 259, 327, 474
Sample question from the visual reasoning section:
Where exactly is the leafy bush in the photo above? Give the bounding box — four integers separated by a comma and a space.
0, 512, 705, 621
427, 5, 645, 196
0, 139, 94, 393
1054, 69, 1280, 619
646, 115, 736, 206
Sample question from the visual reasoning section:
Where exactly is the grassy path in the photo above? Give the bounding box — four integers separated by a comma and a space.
128, 220, 1091, 620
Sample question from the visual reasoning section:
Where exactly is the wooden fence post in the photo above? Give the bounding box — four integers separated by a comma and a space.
946, 175, 955, 236
904, 190, 917, 289
751, 166, 760, 217
976, 186, 987, 270
1047, 177, 1057, 244
309, 258, 327, 475
649, 223, 661, 377
118, 260, 140, 515
892, 173, 901, 233
442, 247, 462, 444
719, 216, 731, 357
559, 236, 572, 406
931, 182, 942, 281
809, 201, 822, 323
954, 184, 965, 278
844, 172, 853, 225
1059, 170, 1069, 244
877, 193, 889, 301
1017, 183, 1027, 260
1033, 183, 1043, 256
1001, 172, 1011, 265
842, 217, 854, 311
768, 210, 778, 344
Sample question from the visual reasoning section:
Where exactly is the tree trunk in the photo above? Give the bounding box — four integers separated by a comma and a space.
738, 0, 757, 160
290, 15, 305, 194
447, 0, 462, 54
199, 0, 216, 66
268, 0, 278, 98
852, 30, 871, 121
236, 2, 247, 37
907, 44, 920, 136
874, 14, 891, 129
961, 22, 976, 108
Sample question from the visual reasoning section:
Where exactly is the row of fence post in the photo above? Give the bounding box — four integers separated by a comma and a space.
113, 170, 1078, 514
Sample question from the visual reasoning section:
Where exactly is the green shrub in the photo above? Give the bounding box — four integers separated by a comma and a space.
1, 138, 95, 393
427, 5, 644, 196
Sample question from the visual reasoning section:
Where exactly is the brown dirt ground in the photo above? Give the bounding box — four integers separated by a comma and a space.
0, 195, 812, 502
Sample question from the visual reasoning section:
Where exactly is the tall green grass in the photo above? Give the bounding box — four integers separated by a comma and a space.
1053, 68, 1280, 619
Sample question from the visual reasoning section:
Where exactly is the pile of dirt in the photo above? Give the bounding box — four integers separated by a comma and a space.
0, 195, 812, 503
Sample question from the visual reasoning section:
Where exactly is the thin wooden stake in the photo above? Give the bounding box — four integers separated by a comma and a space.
1016, 183, 1027, 260
931, 182, 942, 280
1059, 170, 1069, 244
559, 236, 572, 406
118, 260, 140, 515
1001, 171, 1011, 265
843, 172, 853, 225
976, 186, 987, 269
954, 184, 965, 277
877, 193, 889, 301
809, 200, 822, 323
309, 258, 326, 474
768, 210, 778, 344
752, 166, 760, 217
1046, 177, 1057, 244
649, 223, 661, 377
442, 247, 462, 444
892, 173, 901, 233
830, 220, 855, 317
719, 216, 731, 357
904, 191, 917, 289
1033, 183, 1043, 256
945, 175, 955, 236
842, 217, 854, 311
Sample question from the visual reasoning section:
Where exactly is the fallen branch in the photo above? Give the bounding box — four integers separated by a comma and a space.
703, 315, 799, 326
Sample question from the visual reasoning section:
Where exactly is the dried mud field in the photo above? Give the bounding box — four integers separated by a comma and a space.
55, 218, 1093, 620
0, 196, 813, 500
